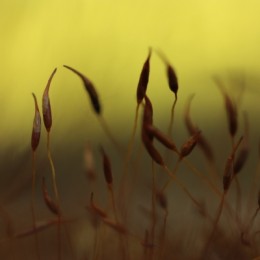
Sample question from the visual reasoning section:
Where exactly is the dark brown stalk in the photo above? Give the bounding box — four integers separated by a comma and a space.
31, 93, 41, 260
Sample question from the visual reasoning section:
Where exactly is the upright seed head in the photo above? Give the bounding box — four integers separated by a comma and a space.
136, 48, 152, 104
63, 65, 101, 114
42, 68, 57, 132
100, 146, 113, 185
31, 93, 41, 151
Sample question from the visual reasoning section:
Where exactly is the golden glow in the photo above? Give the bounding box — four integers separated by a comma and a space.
1, 0, 260, 147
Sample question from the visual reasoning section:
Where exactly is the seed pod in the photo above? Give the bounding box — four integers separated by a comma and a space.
100, 146, 113, 185
214, 77, 237, 137
155, 50, 178, 97
145, 124, 178, 152
31, 93, 41, 151
234, 112, 250, 174
136, 48, 152, 104
179, 131, 201, 159
142, 129, 164, 166
184, 94, 214, 162
234, 143, 249, 175
142, 95, 154, 142
42, 177, 60, 216
223, 156, 233, 191
156, 190, 167, 210
42, 68, 57, 132
63, 65, 101, 114
223, 136, 243, 191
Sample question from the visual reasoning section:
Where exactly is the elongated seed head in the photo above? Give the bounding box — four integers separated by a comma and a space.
142, 129, 164, 166
42, 177, 60, 216
167, 65, 178, 97
184, 94, 214, 161
145, 124, 178, 152
63, 65, 101, 114
31, 93, 41, 151
42, 68, 57, 132
136, 48, 152, 104
155, 49, 178, 97
180, 131, 201, 159
100, 146, 113, 184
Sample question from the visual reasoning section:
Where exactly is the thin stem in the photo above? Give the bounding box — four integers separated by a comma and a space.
201, 192, 226, 258
98, 116, 123, 155
31, 150, 41, 260
168, 95, 177, 137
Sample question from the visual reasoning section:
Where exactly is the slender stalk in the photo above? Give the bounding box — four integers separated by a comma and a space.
31, 150, 41, 260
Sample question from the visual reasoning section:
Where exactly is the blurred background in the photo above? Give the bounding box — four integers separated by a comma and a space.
1, 0, 260, 259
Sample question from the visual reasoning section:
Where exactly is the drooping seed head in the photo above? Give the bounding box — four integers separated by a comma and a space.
234, 142, 249, 175
142, 129, 164, 166
156, 190, 167, 210
223, 136, 243, 191
42, 68, 57, 132
42, 177, 60, 216
100, 146, 113, 185
63, 65, 101, 114
179, 131, 201, 159
136, 48, 152, 104
184, 94, 214, 162
145, 124, 178, 152
31, 93, 41, 151
155, 49, 178, 98
214, 77, 238, 137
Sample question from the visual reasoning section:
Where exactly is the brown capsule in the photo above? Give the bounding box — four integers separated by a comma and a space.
142, 95, 154, 143
179, 131, 201, 159
145, 124, 178, 152
155, 50, 178, 97
223, 136, 243, 191
184, 94, 214, 162
136, 48, 152, 104
42, 68, 57, 132
100, 146, 113, 185
31, 93, 41, 151
156, 190, 167, 210
214, 77, 237, 137
42, 177, 60, 216
142, 129, 164, 166
234, 112, 249, 174
223, 156, 233, 191
63, 65, 101, 114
